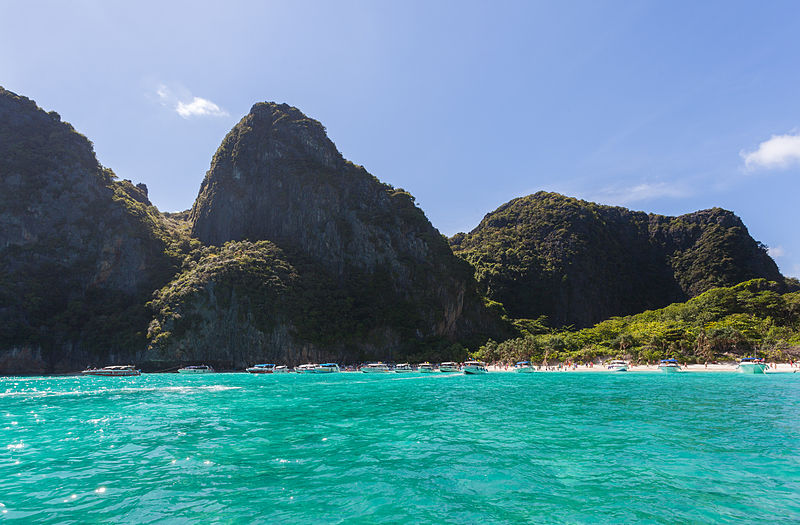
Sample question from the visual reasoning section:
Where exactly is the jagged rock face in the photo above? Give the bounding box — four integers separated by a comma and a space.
0, 87, 178, 373
180, 103, 506, 361
192, 103, 439, 279
451, 192, 785, 328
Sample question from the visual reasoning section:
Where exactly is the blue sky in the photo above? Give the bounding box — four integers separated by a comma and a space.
2, 0, 799, 277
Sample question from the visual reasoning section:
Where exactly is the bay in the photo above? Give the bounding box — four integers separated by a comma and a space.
1, 372, 799, 523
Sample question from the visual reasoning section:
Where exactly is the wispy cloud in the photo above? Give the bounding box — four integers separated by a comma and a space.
767, 246, 785, 258
741, 133, 800, 170
593, 182, 690, 206
155, 84, 228, 119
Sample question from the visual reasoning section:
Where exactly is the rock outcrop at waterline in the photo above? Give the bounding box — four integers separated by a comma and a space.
450, 191, 790, 328
0, 87, 182, 373
144, 103, 508, 366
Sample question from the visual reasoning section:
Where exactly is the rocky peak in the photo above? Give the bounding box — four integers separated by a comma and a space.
182, 101, 508, 356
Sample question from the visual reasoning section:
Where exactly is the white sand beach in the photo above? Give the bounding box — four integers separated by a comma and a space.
488, 363, 800, 373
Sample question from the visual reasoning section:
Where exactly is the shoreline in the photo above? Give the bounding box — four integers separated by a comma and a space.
488, 363, 800, 373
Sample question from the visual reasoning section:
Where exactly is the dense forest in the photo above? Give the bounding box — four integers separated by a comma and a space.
474, 279, 800, 364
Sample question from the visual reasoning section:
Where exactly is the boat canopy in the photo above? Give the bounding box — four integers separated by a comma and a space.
516, 361, 530, 365
660, 359, 678, 363
320, 363, 338, 366
254, 364, 275, 367
740, 357, 762, 362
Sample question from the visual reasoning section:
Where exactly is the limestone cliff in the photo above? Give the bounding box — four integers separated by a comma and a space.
146, 102, 508, 366
450, 192, 788, 328
0, 87, 181, 373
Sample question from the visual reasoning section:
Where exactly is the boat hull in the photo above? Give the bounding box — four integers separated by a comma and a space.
361, 368, 390, 373
463, 367, 488, 374
515, 367, 535, 373
608, 366, 627, 372
738, 363, 768, 374
418, 368, 434, 373
439, 367, 460, 373
82, 369, 140, 377
246, 369, 273, 374
178, 368, 214, 374
659, 365, 681, 373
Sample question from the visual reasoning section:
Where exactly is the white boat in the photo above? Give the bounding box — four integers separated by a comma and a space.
314, 363, 340, 373
439, 362, 460, 373
295, 364, 317, 373
658, 359, 681, 373
462, 361, 488, 374
81, 365, 141, 377
514, 361, 535, 373
417, 362, 435, 373
246, 364, 275, 374
273, 365, 290, 373
394, 363, 413, 373
606, 359, 628, 372
177, 365, 214, 374
737, 357, 768, 374
360, 362, 390, 373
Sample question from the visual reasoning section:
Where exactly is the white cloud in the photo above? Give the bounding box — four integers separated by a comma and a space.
741, 133, 800, 170
154, 84, 228, 119
595, 182, 690, 205
176, 97, 228, 118
767, 246, 785, 258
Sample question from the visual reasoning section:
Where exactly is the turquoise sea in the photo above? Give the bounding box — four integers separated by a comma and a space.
1, 372, 799, 523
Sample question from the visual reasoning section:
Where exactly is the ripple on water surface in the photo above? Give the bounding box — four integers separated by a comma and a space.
1, 372, 799, 523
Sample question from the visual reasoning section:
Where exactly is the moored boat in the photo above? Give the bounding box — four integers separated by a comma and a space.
394, 363, 413, 373
658, 359, 681, 373
178, 365, 214, 374
81, 365, 141, 377
737, 357, 768, 374
273, 365, 290, 373
360, 362, 390, 373
439, 362, 460, 373
246, 364, 275, 374
295, 364, 317, 373
463, 361, 488, 374
314, 363, 340, 373
606, 359, 628, 372
514, 361, 535, 373
417, 362, 435, 373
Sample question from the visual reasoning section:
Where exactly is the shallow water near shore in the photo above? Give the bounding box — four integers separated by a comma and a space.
2, 372, 799, 523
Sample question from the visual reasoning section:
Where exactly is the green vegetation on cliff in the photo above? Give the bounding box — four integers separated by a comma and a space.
146, 240, 477, 367
0, 87, 185, 372
451, 191, 790, 328
475, 279, 800, 364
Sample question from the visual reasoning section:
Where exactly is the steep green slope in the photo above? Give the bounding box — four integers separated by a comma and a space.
0, 87, 183, 373
476, 279, 800, 363
451, 192, 788, 328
